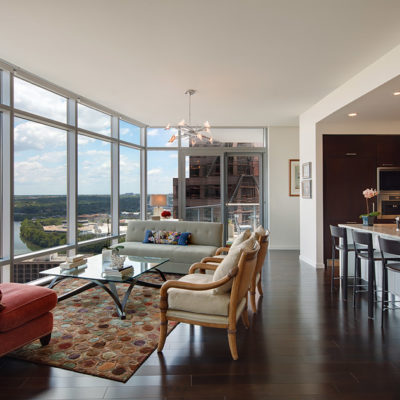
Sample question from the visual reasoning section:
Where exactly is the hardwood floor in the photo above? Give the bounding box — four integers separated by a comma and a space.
2, 250, 400, 399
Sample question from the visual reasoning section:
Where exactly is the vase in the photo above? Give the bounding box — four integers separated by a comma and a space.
362, 215, 375, 226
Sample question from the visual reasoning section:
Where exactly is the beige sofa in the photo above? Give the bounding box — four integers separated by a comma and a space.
117, 220, 223, 274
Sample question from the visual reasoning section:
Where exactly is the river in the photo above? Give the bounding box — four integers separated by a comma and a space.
14, 221, 31, 255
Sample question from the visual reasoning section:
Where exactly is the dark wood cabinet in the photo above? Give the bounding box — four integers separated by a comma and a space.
323, 135, 400, 263
377, 136, 400, 166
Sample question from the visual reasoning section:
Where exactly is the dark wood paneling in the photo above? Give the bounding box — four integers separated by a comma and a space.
377, 135, 400, 166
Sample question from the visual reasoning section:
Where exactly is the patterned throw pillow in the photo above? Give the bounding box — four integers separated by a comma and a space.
143, 230, 181, 245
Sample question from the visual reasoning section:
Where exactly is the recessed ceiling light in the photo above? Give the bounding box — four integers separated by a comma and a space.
393, 91, 400, 96
348, 113, 358, 117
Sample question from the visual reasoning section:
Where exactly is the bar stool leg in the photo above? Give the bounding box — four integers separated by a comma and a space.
353, 256, 359, 308
331, 243, 335, 292
342, 250, 348, 301
381, 261, 387, 329
368, 259, 374, 319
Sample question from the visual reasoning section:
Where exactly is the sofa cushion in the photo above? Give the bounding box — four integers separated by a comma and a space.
178, 232, 191, 246
144, 230, 181, 245
212, 247, 242, 294
126, 220, 223, 247
167, 274, 231, 316
0, 283, 57, 333
120, 242, 219, 264
230, 230, 251, 249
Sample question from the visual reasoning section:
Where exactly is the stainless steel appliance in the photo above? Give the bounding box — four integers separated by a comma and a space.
377, 167, 400, 219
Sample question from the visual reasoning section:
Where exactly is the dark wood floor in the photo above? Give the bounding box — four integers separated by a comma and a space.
2, 250, 400, 399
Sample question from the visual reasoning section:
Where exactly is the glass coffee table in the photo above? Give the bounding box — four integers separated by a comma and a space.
40, 254, 169, 319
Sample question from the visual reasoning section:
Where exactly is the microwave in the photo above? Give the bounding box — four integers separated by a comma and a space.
377, 167, 400, 192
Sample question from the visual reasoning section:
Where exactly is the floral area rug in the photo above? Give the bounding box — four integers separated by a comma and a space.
10, 272, 180, 382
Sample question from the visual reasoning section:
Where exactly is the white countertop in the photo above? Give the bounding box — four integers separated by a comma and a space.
338, 223, 400, 239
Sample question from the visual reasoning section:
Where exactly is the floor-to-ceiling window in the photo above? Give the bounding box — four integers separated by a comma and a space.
0, 59, 267, 284
0, 61, 145, 283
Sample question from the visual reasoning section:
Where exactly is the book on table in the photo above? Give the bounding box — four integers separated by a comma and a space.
59, 258, 87, 270
103, 265, 133, 278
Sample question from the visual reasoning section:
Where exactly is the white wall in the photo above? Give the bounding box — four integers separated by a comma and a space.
268, 126, 300, 250
299, 43, 400, 268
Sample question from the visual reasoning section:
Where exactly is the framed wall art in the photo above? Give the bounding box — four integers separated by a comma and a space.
302, 179, 312, 199
302, 162, 312, 179
289, 159, 300, 196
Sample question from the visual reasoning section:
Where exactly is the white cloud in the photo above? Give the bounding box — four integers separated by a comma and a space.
78, 104, 111, 135
14, 120, 66, 152
169, 153, 178, 158
14, 78, 67, 123
14, 158, 66, 195
148, 168, 162, 175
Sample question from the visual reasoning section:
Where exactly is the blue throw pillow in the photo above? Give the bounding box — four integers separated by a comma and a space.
143, 229, 154, 243
178, 232, 191, 246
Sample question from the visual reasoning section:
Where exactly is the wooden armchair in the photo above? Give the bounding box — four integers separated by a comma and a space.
201, 230, 270, 313
157, 242, 260, 360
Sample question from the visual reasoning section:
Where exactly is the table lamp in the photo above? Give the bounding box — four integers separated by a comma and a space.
150, 194, 167, 216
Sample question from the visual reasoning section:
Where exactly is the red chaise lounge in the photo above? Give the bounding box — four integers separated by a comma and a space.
0, 283, 57, 357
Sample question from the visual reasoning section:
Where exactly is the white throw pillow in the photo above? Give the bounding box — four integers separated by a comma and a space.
238, 234, 257, 251
254, 225, 266, 240
212, 247, 242, 294
230, 229, 251, 249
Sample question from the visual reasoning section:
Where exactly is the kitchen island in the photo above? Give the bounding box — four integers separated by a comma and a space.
338, 224, 400, 317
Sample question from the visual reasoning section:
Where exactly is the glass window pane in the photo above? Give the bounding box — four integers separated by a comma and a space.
78, 103, 111, 136
227, 155, 261, 241
182, 128, 264, 148
14, 77, 67, 123
120, 120, 140, 145
185, 155, 221, 223
13, 251, 65, 283
147, 151, 178, 218
120, 146, 141, 234
14, 118, 67, 256
78, 135, 111, 241
147, 128, 178, 147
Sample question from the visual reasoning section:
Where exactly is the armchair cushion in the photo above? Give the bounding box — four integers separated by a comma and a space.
167, 274, 231, 316
212, 247, 242, 294
166, 297, 246, 325
230, 230, 251, 249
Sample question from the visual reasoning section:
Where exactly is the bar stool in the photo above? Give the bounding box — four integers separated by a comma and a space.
378, 236, 400, 328
352, 230, 381, 319
330, 225, 355, 300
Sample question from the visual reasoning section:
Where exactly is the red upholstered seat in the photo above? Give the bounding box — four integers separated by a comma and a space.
0, 283, 57, 333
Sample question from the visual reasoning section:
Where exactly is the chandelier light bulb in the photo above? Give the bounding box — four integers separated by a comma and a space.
167, 90, 211, 144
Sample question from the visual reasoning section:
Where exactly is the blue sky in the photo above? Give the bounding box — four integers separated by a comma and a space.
13, 78, 178, 195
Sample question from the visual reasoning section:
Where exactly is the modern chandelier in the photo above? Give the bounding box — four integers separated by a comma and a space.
165, 89, 212, 145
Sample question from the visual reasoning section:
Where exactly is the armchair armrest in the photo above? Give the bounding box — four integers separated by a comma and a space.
160, 266, 239, 298
215, 246, 230, 255
200, 256, 223, 264
189, 262, 219, 274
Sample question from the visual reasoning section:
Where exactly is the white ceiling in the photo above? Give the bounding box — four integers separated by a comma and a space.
318, 74, 400, 134
1, 0, 400, 127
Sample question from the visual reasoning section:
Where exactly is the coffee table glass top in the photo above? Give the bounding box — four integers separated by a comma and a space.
40, 254, 169, 283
